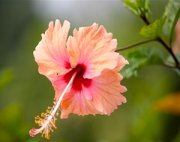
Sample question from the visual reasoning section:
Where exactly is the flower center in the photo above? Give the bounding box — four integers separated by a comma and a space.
63, 64, 92, 91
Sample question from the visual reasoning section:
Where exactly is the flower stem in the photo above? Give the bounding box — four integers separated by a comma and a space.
116, 38, 156, 52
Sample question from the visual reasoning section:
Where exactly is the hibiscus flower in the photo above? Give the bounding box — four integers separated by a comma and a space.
29, 19, 128, 139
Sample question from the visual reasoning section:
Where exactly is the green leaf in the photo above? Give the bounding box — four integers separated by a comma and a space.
123, 0, 150, 16
163, 0, 180, 39
139, 18, 165, 38
122, 47, 163, 78
0, 68, 14, 91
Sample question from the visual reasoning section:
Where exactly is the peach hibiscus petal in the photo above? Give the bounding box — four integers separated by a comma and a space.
60, 85, 99, 119
59, 69, 126, 118
67, 23, 121, 78
60, 90, 97, 119
114, 55, 129, 71
92, 70, 126, 115
33, 20, 71, 80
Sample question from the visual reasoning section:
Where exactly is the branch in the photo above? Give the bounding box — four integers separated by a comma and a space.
157, 37, 180, 68
140, 15, 150, 25
140, 14, 180, 69
116, 38, 156, 52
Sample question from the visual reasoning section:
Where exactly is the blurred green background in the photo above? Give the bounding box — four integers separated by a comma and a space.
0, 0, 180, 142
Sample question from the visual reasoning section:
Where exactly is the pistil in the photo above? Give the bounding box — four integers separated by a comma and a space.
29, 70, 78, 139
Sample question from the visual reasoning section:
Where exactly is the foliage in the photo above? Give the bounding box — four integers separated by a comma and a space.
122, 47, 163, 78
123, 0, 150, 17
139, 0, 180, 40
140, 18, 165, 38
163, 0, 180, 40
122, 0, 180, 78
120, 2, 180, 140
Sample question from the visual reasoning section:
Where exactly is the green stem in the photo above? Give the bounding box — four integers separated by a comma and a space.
116, 38, 156, 52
